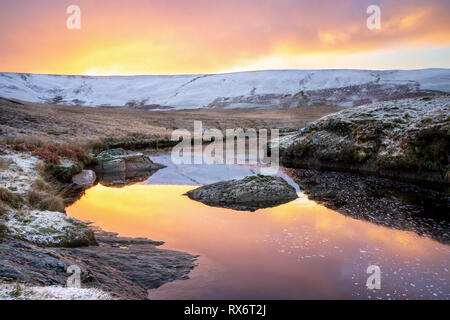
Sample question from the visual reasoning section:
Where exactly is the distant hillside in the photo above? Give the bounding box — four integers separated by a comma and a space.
0, 69, 449, 110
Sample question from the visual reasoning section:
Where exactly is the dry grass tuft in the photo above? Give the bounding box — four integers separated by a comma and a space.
26, 189, 42, 208
0, 188, 22, 209
0, 202, 7, 218
8, 143, 87, 165
26, 179, 66, 213
0, 158, 13, 170
1, 136, 45, 148
38, 195, 65, 213
31, 146, 61, 164
31, 178, 53, 192
0, 222, 9, 238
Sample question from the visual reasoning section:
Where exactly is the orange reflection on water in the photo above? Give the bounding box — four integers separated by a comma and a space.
67, 184, 442, 257
66, 183, 449, 299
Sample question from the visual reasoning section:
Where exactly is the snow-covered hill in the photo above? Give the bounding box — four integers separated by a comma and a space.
0, 69, 449, 110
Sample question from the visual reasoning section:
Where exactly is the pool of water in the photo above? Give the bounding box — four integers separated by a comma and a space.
66, 154, 450, 299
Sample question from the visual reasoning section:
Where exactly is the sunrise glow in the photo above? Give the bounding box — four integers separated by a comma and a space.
1, 0, 450, 75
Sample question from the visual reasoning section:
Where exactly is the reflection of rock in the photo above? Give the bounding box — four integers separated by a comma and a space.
284, 168, 450, 244
185, 175, 298, 211
96, 169, 160, 187
94, 148, 165, 187
72, 170, 96, 188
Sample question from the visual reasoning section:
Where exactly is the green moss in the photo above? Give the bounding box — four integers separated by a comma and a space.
14, 215, 32, 224
244, 174, 270, 181
288, 142, 311, 158
353, 149, 372, 163
57, 223, 96, 247
377, 152, 417, 170
411, 127, 449, 170
37, 226, 57, 234
338, 146, 355, 163
323, 120, 354, 136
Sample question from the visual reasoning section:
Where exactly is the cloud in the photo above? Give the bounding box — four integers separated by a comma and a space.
0, 0, 449, 74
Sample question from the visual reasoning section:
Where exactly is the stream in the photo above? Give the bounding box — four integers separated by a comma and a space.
66, 153, 450, 299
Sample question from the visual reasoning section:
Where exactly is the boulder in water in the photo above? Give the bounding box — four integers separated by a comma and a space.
185, 175, 298, 211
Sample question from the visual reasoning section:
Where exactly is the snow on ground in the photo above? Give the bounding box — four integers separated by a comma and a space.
0, 152, 41, 196
1, 69, 449, 109
0, 150, 93, 247
5, 210, 93, 247
0, 283, 112, 300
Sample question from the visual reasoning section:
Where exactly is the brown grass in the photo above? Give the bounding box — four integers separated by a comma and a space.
38, 195, 65, 213
0, 203, 7, 218
10, 143, 86, 165
31, 178, 53, 193
26, 179, 66, 213
0, 223, 9, 238
0, 97, 343, 211
0, 97, 343, 152
0, 188, 22, 209
26, 189, 42, 208
0, 158, 13, 170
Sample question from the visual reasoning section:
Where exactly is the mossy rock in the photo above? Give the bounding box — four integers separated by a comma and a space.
410, 127, 449, 171
44, 164, 82, 183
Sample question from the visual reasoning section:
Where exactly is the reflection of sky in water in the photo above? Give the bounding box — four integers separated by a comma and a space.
67, 151, 450, 299
67, 179, 450, 299
147, 153, 299, 190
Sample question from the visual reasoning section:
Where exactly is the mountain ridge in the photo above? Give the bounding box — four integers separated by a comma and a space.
1, 69, 449, 110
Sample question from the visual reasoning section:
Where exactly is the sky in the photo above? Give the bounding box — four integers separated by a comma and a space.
0, 0, 449, 75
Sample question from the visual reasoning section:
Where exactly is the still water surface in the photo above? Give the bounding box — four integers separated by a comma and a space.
67, 154, 450, 299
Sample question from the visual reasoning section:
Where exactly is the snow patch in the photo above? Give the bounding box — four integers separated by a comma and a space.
0, 284, 112, 300
6, 210, 93, 247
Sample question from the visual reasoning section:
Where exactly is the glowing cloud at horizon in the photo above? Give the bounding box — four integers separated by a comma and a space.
0, 0, 449, 75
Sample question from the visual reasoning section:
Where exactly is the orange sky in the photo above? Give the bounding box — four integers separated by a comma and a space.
0, 0, 449, 75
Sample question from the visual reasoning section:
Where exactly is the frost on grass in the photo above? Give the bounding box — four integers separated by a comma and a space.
0, 150, 94, 247
0, 283, 111, 300
0, 152, 41, 196
282, 96, 450, 182
6, 210, 95, 247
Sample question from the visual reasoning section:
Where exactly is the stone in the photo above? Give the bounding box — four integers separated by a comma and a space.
185, 175, 298, 211
72, 170, 96, 187
281, 97, 450, 189
94, 148, 165, 174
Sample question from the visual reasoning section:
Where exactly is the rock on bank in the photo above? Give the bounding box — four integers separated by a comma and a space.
280, 96, 449, 190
